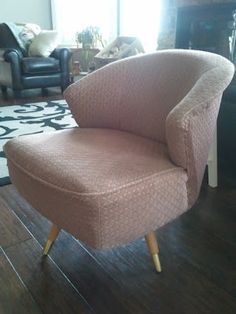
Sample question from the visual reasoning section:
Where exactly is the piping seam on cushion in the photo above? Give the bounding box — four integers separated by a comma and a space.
7, 155, 187, 197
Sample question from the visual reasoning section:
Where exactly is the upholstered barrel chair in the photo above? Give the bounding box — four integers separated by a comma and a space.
4, 50, 234, 272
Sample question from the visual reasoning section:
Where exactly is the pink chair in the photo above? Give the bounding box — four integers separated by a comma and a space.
4, 50, 234, 272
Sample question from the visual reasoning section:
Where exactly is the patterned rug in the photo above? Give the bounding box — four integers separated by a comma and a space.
0, 100, 77, 186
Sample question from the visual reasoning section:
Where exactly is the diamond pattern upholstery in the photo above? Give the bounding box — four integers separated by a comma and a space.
4, 50, 234, 249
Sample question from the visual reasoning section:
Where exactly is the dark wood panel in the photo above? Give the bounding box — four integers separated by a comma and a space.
0, 248, 42, 314
4, 239, 92, 314
159, 218, 236, 298
184, 185, 236, 247
0, 186, 52, 246
0, 196, 31, 248
84, 231, 236, 314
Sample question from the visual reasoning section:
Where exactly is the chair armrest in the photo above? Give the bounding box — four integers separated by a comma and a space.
51, 48, 71, 90
50, 48, 71, 68
50, 47, 70, 59
0, 49, 12, 86
166, 64, 234, 207
3, 48, 22, 62
1, 48, 23, 89
0, 48, 22, 61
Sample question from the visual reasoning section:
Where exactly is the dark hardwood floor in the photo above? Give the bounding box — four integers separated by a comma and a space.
0, 174, 236, 314
0, 90, 236, 313
0, 87, 63, 107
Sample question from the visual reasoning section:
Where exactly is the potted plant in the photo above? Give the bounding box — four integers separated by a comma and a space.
76, 26, 104, 49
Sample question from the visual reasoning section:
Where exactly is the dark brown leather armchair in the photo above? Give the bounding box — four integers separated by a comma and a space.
0, 23, 71, 97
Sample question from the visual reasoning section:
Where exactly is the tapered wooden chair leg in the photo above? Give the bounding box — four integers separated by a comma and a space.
145, 231, 162, 272
43, 224, 60, 256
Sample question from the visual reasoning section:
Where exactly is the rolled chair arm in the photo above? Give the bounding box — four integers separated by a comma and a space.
51, 48, 71, 90
2, 49, 23, 90
166, 63, 234, 207
50, 48, 71, 60
3, 48, 23, 62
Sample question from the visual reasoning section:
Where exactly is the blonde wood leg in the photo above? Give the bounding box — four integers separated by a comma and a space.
43, 224, 60, 256
145, 231, 162, 272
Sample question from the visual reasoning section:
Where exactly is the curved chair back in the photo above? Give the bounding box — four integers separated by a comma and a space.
65, 50, 234, 206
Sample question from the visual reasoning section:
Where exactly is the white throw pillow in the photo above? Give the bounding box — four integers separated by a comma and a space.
28, 31, 59, 57
19, 23, 41, 49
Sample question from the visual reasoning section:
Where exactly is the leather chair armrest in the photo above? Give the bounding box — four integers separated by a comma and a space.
3, 48, 22, 62
2, 48, 23, 89
50, 48, 71, 62
50, 47, 71, 91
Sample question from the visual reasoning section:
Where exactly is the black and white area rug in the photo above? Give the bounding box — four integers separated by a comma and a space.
0, 100, 77, 186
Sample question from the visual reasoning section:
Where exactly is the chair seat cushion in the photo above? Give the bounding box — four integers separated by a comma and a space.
22, 57, 60, 74
4, 128, 188, 248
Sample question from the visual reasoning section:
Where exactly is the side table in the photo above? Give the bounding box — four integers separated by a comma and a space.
69, 47, 100, 82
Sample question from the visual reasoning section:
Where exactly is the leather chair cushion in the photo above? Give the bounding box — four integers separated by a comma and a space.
22, 57, 60, 74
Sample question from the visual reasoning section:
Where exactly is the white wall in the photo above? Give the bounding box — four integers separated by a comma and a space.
0, 0, 52, 29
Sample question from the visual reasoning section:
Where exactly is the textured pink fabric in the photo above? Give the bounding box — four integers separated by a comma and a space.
65, 50, 234, 207
64, 51, 202, 142
166, 55, 234, 206
4, 128, 187, 248
3, 49, 234, 249
167, 96, 221, 206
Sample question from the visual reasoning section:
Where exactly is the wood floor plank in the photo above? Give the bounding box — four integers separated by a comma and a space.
84, 233, 236, 314
158, 230, 236, 313
164, 207, 236, 297
0, 196, 31, 248
0, 186, 51, 245
4, 239, 93, 314
189, 185, 236, 246
0, 248, 42, 314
